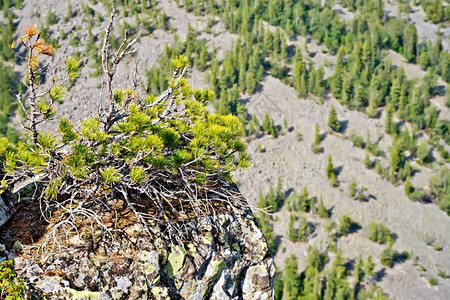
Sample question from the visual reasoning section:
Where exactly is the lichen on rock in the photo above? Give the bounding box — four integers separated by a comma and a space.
1, 206, 275, 299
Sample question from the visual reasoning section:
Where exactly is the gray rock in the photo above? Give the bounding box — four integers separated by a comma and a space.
27, 264, 44, 277
0, 194, 15, 227
1, 174, 47, 227
3, 209, 275, 299
39, 278, 66, 294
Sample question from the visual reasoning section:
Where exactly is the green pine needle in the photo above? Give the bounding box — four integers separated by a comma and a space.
66, 56, 81, 79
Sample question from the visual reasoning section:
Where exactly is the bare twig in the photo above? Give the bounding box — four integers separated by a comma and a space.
101, 5, 116, 129
26, 36, 39, 144
100, 4, 144, 132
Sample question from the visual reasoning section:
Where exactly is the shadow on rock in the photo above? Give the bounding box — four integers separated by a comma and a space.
375, 268, 387, 282
0, 199, 48, 248
338, 120, 348, 133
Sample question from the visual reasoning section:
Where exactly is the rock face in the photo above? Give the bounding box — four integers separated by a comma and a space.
0, 175, 44, 227
1, 208, 275, 299
0, 194, 15, 228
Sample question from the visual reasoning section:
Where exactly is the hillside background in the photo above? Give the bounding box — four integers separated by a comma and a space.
1, 0, 450, 299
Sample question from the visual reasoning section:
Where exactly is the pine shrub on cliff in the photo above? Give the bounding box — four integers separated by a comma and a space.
1, 11, 251, 250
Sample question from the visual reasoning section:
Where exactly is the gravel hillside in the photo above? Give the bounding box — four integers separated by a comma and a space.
7, 1, 450, 299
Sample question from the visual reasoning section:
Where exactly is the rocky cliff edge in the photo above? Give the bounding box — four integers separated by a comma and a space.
0, 196, 275, 299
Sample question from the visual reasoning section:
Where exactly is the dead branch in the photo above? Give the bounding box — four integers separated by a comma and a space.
100, 4, 144, 132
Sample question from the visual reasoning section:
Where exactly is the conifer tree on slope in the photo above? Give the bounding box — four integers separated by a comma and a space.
328, 105, 341, 132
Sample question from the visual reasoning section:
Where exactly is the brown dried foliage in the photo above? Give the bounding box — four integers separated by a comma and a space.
33, 39, 55, 56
